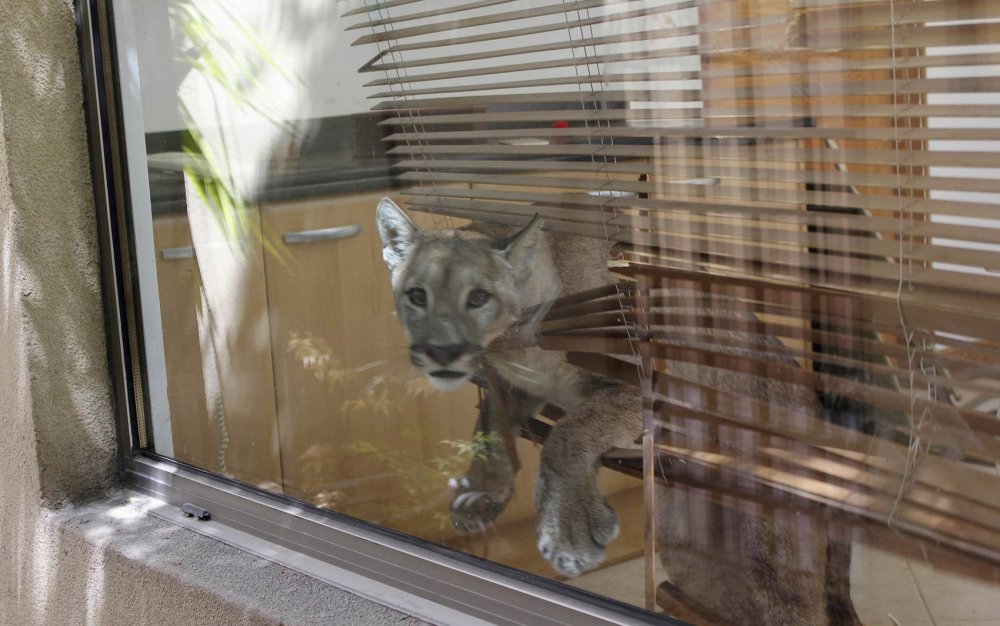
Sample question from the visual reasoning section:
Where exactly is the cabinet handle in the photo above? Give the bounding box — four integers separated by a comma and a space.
161, 225, 362, 259
162, 246, 194, 260
160, 243, 225, 260
283, 224, 362, 245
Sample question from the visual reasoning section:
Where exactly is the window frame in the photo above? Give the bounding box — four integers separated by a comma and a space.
75, 1, 675, 624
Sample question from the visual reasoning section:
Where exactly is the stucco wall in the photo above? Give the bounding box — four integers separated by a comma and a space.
0, 0, 115, 507
1, 492, 422, 625
0, 2, 421, 624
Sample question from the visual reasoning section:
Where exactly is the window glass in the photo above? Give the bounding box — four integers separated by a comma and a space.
122, 0, 1000, 621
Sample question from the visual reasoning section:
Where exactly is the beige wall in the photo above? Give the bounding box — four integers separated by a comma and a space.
0, 0, 115, 506
0, 3, 418, 624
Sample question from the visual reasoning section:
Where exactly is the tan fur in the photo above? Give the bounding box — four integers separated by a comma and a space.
375, 199, 859, 625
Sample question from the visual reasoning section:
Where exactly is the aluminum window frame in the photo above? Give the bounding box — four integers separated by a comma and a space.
75, 1, 677, 624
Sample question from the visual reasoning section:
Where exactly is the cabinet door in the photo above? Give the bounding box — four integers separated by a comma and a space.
261, 192, 487, 540
153, 212, 283, 489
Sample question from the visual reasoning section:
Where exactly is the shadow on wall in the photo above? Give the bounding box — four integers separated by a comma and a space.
0, 0, 115, 500
3, 492, 410, 625
0, 0, 141, 622
0, 0, 116, 621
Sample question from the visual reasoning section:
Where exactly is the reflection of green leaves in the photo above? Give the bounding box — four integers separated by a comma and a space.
287, 331, 489, 534
340, 431, 503, 531
210, 0, 301, 86
442, 431, 503, 464
287, 332, 357, 386
170, 0, 296, 260
172, 1, 296, 135
400, 427, 422, 441
341, 387, 393, 417
344, 440, 381, 457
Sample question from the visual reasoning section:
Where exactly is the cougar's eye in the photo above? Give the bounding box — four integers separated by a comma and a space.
467, 288, 491, 309
407, 287, 427, 307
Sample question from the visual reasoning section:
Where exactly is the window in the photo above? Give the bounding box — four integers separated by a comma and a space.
84, 0, 1000, 624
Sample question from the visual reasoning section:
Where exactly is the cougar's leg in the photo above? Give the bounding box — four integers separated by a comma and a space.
450, 374, 542, 534
826, 540, 862, 626
535, 379, 642, 577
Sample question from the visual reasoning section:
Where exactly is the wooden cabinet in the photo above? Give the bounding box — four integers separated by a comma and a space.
153, 212, 283, 489
259, 192, 483, 539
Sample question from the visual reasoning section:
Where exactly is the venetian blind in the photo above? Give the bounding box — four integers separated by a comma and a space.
347, 0, 1000, 569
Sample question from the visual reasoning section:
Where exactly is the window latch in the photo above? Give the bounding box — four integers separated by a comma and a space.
181, 503, 211, 521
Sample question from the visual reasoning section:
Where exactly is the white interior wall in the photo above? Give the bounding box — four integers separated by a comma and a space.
130, 0, 700, 133
131, 0, 377, 132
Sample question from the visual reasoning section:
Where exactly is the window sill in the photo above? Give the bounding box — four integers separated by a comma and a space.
124, 455, 656, 626
35, 489, 425, 625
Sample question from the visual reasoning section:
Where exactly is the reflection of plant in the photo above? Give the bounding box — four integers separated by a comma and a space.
169, 0, 296, 259
341, 386, 393, 418
173, 1, 297, 127
336, 432, 504, 534
288, 331, 497, 538
288, 333, 358, 387
289, 332, 435, 417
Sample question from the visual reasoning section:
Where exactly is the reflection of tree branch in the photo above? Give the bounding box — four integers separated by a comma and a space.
331, 433, 504, 534
170, 0, 297, 260
288, 331, 503, 535
172, 1, 297, 134
179, 110, 287, 262
195, 286, 230, 477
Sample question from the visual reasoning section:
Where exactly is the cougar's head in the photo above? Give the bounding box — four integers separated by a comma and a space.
375, 198, 542, 391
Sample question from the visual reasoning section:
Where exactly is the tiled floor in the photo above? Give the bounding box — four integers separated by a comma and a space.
851, 543, 1000, 626
570, 556, 662, 610
570, 543, 1000, 625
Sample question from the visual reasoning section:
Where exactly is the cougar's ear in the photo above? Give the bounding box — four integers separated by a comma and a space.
501, 214, 543, 285
376, 197, 420, 276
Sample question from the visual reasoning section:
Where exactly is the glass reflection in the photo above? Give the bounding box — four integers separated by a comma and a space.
129, 0, 1000, 622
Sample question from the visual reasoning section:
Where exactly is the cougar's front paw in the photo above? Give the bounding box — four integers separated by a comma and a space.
536, 484, 620, 577
449, 476, 512, 534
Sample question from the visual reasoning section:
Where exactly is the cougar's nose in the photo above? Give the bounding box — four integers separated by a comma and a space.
416, 343, 466, 366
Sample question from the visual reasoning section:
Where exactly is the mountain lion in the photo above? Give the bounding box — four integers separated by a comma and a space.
375, 197, 859, 625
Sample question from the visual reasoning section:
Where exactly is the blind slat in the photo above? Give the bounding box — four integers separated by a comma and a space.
351, 0, 639, 46
355, 0, 673, 57
617, 263, 1000, 338
347, 0, 519, 29
546, 304, 1000, 383
797, 22, 1000, 51
409, 200, 1000, 302
538, 315, 998, 398
365, 18, 696, 75
404, 188, 1000, 243
369, 48, 1000, 87
394, 158, 1000, 195
379, 104, 999, 120
341, 0, 423, 18
385, 124, 1000, 142
389, 144, 1000, 169
792, 0, 1000, 28
400, 172, 1000, 224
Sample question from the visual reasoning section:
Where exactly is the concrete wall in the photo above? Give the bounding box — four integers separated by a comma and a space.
0, 2, 420, 624
0, 0, 116, 508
